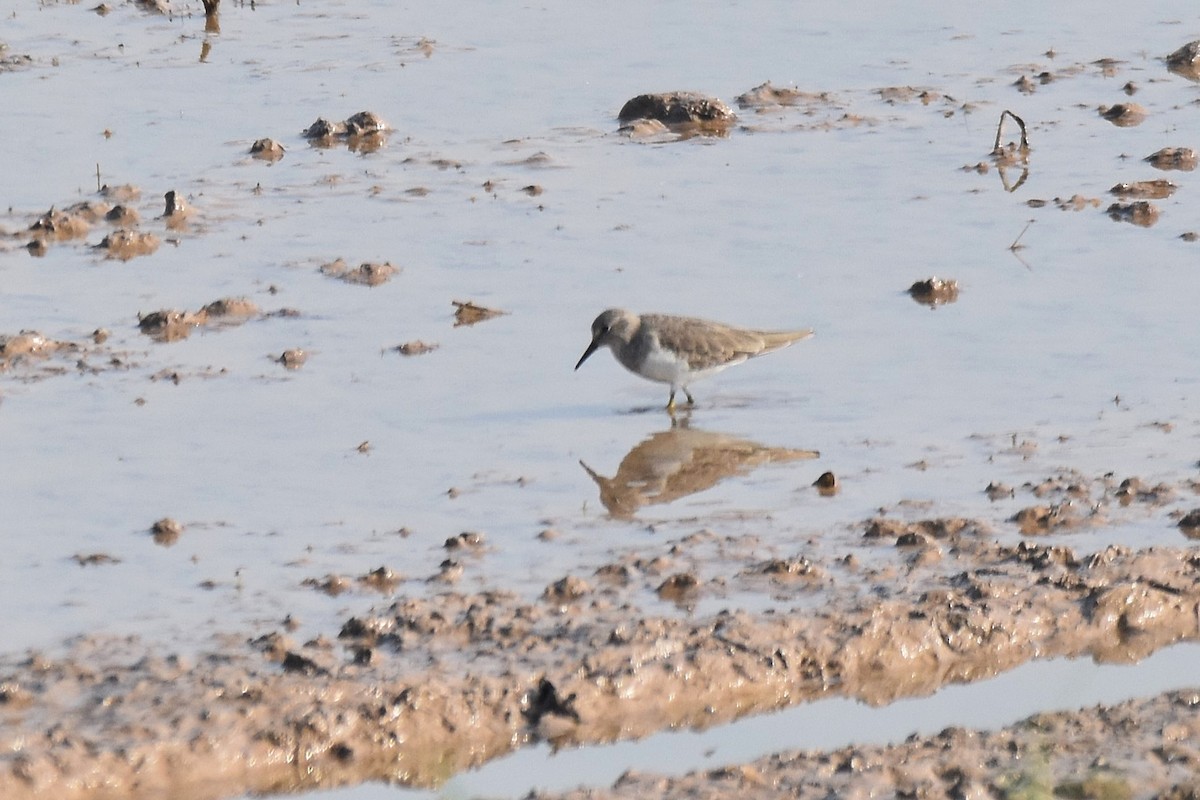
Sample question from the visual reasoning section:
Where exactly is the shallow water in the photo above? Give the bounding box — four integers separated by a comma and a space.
269, 641, 1200, 800
2, 0, 1199, 795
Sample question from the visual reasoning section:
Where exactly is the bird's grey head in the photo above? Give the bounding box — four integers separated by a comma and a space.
575, 308, 638, 371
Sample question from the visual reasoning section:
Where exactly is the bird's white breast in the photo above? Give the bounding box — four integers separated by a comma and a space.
635, 342, 728, 386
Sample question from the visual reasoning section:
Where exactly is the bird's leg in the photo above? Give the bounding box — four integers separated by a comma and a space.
684, 388, 695, 406
666, 389, 677, 412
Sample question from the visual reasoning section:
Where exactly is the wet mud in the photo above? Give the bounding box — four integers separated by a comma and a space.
536, 689, 1200, 800
1, 518, 1198, 799
3, 6, 1200, 800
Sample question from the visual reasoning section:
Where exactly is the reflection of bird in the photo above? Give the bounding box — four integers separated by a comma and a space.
580, 425, 818, 519
575, 309, 813, 411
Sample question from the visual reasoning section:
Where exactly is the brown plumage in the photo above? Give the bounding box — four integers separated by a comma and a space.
575, 309, 813, 410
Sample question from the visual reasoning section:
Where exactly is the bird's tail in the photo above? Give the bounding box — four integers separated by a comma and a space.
756, 328, 814, 354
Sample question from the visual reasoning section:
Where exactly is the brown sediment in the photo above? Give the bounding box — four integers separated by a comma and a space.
1, 526, 1198, 800
535, 689, 1200, 800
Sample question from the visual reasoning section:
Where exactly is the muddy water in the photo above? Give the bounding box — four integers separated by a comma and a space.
2, 1, 1200, 798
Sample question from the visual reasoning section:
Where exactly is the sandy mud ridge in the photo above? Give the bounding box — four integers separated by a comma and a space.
1, 517, 1198, 799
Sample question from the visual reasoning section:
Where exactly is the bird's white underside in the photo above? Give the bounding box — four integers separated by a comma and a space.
635, 341, 741, 387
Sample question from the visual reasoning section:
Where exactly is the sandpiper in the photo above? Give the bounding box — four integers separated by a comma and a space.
574, 309, 813, 410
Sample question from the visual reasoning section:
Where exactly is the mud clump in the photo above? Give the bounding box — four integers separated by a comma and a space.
813, 471, 839, 496
1177, 509, 1200, 538
908, 277, 959, 307
1098, 103, 1146, 126
617, 91, 736, 134
735, 81, 829, 109
304, 111, 389, 152
200, 298, 260, 319
1107, 200, 1159, 227
392, 340, 438, 356
1145, 147, 1197, 171
452, 299, 506, 327
276, 348, 307, 369
150, 517, 183, 546
105, 204, 140, 226
320, 258, 400, 287
1109, 179, 1177, 199
95, 229, 160, 260
138, 297, 262, 342
99, 183, 141, 203
1166, 40, 1200, 81
249, 137, 285, 162
28, 208, 89, 242
138, 309, 199, 342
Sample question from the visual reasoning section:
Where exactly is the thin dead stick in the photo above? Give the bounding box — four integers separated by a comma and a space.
992, 110, 1029, 155
95, 163, 101, 193
1009, 219, 1034, 251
